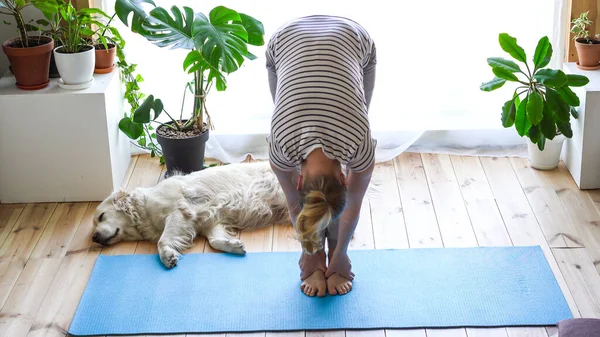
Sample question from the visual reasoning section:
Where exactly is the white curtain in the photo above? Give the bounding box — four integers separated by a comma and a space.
99, 0, 567, 163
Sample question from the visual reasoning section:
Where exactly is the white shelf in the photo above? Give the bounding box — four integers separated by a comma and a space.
0, 70, 131, 203
561, 62, 600, 189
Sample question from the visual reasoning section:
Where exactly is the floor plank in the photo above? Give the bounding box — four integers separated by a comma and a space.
369, 162, 409, 249
553, 248, 600, 318
0, 203, 58, 263
393, 153, 441, 248
0, 258, 62, 337
421, 153, 477, 248
481, 157, 580, 319
545, 163, 600, 274
510, 158, 582, 247
450, 155, 511, 247
30, 202, 89, 259
0, 204, 25, 251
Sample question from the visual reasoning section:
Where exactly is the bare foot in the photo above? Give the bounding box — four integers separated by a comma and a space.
300, 270, 327, 297
327, 273, 352, 295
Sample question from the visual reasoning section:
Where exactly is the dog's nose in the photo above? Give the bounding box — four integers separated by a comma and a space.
92, 232, 100, 243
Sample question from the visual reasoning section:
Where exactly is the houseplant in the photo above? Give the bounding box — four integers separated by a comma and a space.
571, 11, 600, 70
481, 33, 589, 170
50, 1, 111, 88
1, 0, 54, 89
114, 0, 264, 176
93, 13, 122, 74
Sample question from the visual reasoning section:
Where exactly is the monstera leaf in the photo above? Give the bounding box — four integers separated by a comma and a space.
115, 0, 264, 79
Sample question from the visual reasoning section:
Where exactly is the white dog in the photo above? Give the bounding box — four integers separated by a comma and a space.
92, 162, 290, 268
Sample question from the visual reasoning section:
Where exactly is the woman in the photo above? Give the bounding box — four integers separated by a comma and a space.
266, 15, 377, 297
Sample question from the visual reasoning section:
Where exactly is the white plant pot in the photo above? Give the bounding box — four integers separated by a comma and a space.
53, 45, 95, 86
527, 134, 566, 170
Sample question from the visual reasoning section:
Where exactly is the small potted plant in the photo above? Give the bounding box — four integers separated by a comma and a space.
93, 13, 122, 74
481, 33, 589, 170
115, 0, 264, 176
1, 0, 54, 90
571, 11, 600, 70
51, 2, 111, 89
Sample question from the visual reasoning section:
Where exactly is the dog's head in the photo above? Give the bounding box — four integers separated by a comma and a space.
92, 189, 144, 246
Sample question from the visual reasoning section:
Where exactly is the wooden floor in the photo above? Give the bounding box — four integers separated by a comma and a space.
2, 152, 600, 337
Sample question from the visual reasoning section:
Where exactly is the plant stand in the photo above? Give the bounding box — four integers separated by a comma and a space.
561, 62, 600, 189
0, 70, 131, 203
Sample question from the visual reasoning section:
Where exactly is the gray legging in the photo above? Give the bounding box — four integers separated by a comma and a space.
267, 44, 377, 110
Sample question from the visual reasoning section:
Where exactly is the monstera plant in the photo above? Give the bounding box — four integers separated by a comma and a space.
115, 0, 264, 176
480, 33, 589, 170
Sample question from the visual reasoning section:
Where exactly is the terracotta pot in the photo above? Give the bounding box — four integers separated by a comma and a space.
94, 43, 116, 74
2, 36, 54, 90
575, 38, 600, 69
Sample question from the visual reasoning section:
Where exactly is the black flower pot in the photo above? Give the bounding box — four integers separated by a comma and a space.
156, 121, 209, 178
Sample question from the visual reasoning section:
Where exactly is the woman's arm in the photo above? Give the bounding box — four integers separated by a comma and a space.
325, 161, 375, 278
269, 162, 301, 226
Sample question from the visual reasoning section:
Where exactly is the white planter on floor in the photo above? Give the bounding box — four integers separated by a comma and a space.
54, 45, 95, 85
527, 134, 565, 170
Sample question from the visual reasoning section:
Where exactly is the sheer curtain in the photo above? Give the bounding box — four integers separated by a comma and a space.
100, 0, 567, 163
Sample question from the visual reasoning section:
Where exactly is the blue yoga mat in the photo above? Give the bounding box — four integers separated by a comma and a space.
68, 246, 572, 336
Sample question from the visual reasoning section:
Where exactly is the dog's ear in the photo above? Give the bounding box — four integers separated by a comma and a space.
112, 189, 133, 215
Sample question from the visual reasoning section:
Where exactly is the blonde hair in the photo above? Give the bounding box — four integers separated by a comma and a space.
296, 175, 347, 253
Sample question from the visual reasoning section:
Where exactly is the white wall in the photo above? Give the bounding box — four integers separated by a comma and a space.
0, 6, 45, 78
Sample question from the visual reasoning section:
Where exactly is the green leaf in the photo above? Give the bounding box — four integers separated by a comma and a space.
533, 36, 552, 69
546, 88, 570, 122
119, 117, 144, 139
487, 57, 521, 73
194, 6, 249, 73
114, 0, 157, 36
184, 50, 227, 90
501, 100, 514, 128
137, 137, 147, 147
527, 91, 543, 125
492, 67, 519, 81
534, 69, 567, 88
501, 97, 518, 128
152, 98, 163, 120
3, 21, 10, 25
566, 74, 589, 87
36, 19, 50, 26
239, 13, 264, 46
557, 86, 580, 106
499, 33, 527, 63
571, 106, 579, 119
151, 149, 155, 157
557, 121, 573, 138
528, 125, 541, 144
537, 135, 546, 151
133, 94, 154, 123
480, 77, 506, 92
515, 96, 532, 136
540, 104, 557, 140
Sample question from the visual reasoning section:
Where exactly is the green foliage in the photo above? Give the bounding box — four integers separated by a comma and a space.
0, 0, 33, 47
571, 11, 597, 43
480, 34, 589, 150
114, 0, 264, 134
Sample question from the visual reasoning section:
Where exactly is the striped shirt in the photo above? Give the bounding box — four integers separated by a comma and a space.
266, 15, 377, 172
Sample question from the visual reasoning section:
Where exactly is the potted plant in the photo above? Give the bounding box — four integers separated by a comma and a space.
1, 0, 54, 90
93, 13, 122, 74
571, 11, 600, 70
114, 0, 264, 176
481, 33, 589, 170
50, 2, 111, 89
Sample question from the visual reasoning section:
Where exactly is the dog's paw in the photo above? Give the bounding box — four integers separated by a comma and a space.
228, 239, 246, 255
159, 246, 180, 268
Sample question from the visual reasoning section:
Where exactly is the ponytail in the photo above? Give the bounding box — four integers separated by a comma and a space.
296, 191, 332, 253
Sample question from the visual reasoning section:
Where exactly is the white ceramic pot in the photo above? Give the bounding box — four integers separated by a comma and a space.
527, 134, 566, 170
53, 45, 95, 85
